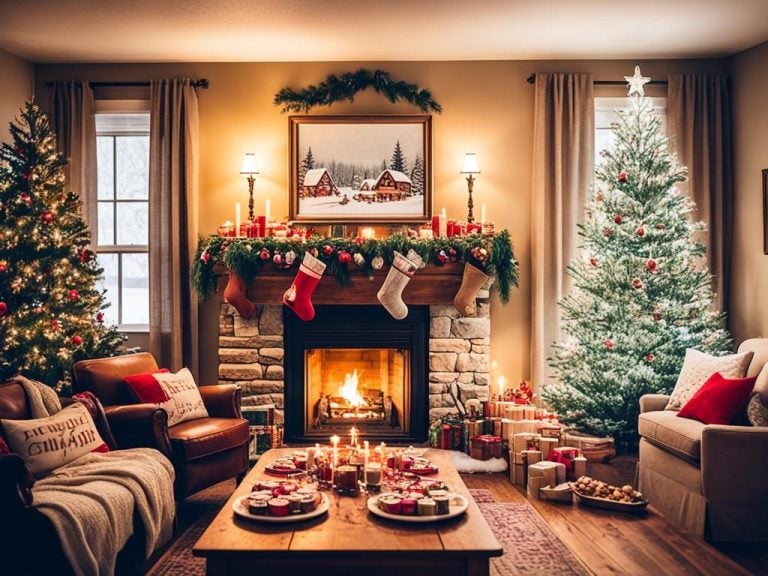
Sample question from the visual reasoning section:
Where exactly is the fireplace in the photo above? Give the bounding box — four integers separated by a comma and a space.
283, 305, 428, 444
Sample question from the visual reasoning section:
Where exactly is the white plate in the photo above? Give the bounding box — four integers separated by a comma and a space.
367, 493, 468, 523
232, 492, 329, 523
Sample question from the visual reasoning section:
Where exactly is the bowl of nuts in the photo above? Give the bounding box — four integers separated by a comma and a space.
570, 475, 648, 513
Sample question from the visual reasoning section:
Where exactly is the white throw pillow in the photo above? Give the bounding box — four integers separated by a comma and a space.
1, 403, 106, 477
152, 368, 209, 426
666, 349, 754, 410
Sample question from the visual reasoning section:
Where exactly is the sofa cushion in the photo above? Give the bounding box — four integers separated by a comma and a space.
747, 394, 768, 427
677, 372, 757, 425
1, 403, 107, 476
151, 368, 209, 427
124, 368, 170, 404
666, 348, 754, 410
168, 417, 250, 460
638, 409, 704, 462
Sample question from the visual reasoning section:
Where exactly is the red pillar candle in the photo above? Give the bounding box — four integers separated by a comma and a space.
257, 215, 267, 237
431, 215, 440, 237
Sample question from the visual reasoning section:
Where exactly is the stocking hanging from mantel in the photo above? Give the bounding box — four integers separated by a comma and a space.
283, 252, 327, 321
454, 263, 490, 317
376, 250, 422, 320
223, 271, 257, 320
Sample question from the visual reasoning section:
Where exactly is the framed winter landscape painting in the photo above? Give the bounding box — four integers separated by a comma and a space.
289, 115, 432, 223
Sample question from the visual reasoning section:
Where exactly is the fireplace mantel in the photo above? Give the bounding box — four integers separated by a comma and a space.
217, 262, 466, 306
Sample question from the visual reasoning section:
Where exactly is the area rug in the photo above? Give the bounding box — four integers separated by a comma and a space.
469, 489, 588, 576
146, 484, 587, 576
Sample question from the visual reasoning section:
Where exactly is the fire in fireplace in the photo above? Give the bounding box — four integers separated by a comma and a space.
283, 305, 428, 444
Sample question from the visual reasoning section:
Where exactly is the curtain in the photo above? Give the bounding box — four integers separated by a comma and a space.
530, 73, 594, 390
48, 81, 97, 233
149, 79, 200, 377
667, 74, 732, 314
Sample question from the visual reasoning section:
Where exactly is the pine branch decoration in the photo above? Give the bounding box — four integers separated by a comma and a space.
274, 69, 442, 114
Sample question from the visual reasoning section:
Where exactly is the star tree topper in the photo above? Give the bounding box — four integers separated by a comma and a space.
625, 65, 651, 97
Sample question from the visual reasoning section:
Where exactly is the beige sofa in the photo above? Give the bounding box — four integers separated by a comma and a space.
637, 338, 768, 542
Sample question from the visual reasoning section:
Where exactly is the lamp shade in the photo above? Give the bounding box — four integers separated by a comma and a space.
240, 153, 259, 175
461, 153, 480, 174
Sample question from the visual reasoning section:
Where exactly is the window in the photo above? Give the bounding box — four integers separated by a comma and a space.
95, 112, 150, 330
595, 97, 667, 166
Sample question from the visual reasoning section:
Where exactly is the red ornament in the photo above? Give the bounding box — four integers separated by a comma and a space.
603, 339, 615, 350
259, 247, 271, 260
322, 244, 334, 256
96, 311, 104, 324
21, 193, 32, 206
436, 250, 448, 264
80, 249, 93, 264
645, 353, 656, 363
589, 257, 598, 267
448, 247, 457, 259
471, 246, 488, 262
652, 309, 663, 321
603, 227, 613, 237
338, 250, 352, 265
618, 170, 628, 183
41, 210, 54, 224
200, 249, 211, 264
68, 289, 79, 301
646, 258, 657, 273
50, 319, 60, 331
72, 335, 83, 346
0, 302, 7, 316
0, 261, 7, 274
613, 214, 623, 225
272, 252, 284, 266
632, 278, 644, 289
353, 237, 365, 246
636, 226, 645, 237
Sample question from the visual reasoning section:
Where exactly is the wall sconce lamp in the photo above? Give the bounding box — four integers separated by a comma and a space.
240, 153, 260, 221
460, 153, 481, 223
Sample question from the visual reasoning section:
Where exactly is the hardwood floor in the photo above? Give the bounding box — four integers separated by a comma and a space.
461, 464, 768, 576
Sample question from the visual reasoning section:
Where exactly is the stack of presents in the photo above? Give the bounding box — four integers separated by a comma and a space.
430, 380, 615, 500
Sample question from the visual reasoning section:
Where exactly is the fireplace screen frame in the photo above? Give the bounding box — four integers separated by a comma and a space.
283, 305, 428, 444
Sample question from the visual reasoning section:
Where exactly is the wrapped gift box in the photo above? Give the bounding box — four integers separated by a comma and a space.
563, 432, 616, 462
470, 435, 503, 460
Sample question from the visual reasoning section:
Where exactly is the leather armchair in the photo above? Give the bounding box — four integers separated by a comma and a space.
0, 380, 149, 576
638, 338, 768, 542
71, 352, 250, 501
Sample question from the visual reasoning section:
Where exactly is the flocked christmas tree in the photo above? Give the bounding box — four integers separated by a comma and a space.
0, 102, 124, 392
543, 67, 731, 448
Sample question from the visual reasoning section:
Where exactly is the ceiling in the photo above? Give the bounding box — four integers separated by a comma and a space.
1, 0, 767, 63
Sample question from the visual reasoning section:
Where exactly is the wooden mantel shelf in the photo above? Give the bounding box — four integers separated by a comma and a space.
217, 262, 466, 306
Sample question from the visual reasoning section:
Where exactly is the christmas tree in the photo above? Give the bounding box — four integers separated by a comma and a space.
0, 102, 124, 392
543, 67, 731, 448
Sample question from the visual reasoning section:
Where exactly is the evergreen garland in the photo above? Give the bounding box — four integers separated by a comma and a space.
193, 232, 518, 302
274, 69, 442, 114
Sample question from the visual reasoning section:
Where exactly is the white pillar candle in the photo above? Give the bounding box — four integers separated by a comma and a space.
439, 207, 447, 238
498, 375, 506, 398
235, 203, 241, 236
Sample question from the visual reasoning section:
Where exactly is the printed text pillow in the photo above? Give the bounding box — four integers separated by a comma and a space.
666, 349, 754, 410
1, 403, 106, 477
152, 368, 209, 426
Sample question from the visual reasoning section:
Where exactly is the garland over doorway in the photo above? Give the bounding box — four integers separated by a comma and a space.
274, 69, 442, 114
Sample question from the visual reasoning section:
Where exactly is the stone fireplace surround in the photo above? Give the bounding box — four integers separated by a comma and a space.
217, 264, 492, 440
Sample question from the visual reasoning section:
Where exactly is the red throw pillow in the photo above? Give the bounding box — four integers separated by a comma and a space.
124, 368, 170, 404
677, 372, 757, 425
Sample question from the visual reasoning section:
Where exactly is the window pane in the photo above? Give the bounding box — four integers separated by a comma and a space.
116, 136, 149, 199
97, 136, 114, 200
97, 202, 115, 245
96, 252, 119, 326
116, 202, 148, 245
122, 253, 149, 325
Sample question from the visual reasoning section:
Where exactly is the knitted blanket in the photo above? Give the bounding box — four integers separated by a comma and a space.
33, 448, 176, 576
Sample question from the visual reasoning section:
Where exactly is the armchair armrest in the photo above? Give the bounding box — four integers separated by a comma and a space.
639, 394, 670, 413
199, 384, 242, 418
0, 453, 34, 511
104, 404, 172, 458
701, 425, 768, 502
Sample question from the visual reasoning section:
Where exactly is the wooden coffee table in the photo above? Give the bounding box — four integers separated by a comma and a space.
193, 447, 502, 576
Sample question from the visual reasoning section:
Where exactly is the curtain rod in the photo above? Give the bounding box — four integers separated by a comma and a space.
46, 79, 209, 89
525, 74, 667, 86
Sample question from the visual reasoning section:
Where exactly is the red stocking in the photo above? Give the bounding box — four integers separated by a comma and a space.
224, 272, 257, 320
283, 252, 327, 321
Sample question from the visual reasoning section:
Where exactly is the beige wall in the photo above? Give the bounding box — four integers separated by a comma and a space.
730, 41, 768, 344
35, 58, 728, 386
0, 49, 33, 141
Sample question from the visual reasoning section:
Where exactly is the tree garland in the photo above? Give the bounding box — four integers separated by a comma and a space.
274, 69, 442, 114
193, 231, 518, 303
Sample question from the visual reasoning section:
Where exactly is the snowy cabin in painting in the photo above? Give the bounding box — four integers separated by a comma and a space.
359, 178, 377, 191
373, 169, 412, 201
301, 168, 338, 198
